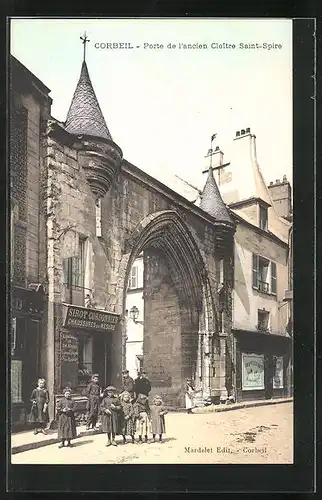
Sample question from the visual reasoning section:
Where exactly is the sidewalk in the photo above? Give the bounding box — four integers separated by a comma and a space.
11, 397, 293, 455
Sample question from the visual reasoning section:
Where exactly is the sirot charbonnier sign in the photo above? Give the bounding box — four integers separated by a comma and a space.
63, 304, 119, 332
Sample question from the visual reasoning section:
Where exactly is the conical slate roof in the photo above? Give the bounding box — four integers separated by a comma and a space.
65, 61, 112, 140
200, 168, 233, 222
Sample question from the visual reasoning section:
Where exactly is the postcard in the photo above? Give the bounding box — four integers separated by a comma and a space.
9, 17, 293, 468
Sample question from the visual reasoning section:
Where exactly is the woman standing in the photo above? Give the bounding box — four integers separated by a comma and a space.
29, 378, 49, 435
184, 378, 195, 414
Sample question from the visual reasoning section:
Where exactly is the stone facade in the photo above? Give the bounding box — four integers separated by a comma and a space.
10, 56, 51, 428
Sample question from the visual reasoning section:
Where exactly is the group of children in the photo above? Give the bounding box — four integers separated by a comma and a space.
29, 376, 168, 449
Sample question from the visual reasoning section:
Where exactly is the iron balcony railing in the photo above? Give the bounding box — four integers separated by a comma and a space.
258, 280, 269, 293
62, 283, 93, 307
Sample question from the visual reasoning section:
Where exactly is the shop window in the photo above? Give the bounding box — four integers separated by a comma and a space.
78, 335, 93, 385
11, 359, 23, 403
252, 254, 277, 295
242, 353, 265, 390
128, 265, 138, 289
259, 205, 268, 231
257, 309, 270, 332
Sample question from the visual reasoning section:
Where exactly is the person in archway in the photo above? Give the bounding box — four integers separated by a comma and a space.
184, 378, 195, 414
134, 370, 151, 400
121, 369, 134, 399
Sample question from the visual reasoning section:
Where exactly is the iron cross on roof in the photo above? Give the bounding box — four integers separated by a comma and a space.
80, 32, 90, 61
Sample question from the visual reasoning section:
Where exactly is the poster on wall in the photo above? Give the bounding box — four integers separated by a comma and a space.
273, 355, 284, 389
11, 359, 23, 403
242, 353, 265, 390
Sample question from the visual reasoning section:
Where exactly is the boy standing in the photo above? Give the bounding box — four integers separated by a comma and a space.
85, 373, 102, 430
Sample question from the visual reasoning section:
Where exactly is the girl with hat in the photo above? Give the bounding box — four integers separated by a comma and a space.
100, 386, 121, 446
56, 387, 77, 448
119, 391, 135, 444
133, 393, 151, 443
150, 395, 168, 442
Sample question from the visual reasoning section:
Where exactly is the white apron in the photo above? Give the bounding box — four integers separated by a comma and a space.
185, 386, 194, 409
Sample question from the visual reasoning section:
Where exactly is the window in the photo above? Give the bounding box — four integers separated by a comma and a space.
63, 238, 85, 289
95, 199, 102, 238
63, 238, 86, 305
252, 254, 277, 295
78, 335, 93, 384
136, 355, 143, 374
271, 262, 277, 294
257, 309, 270, 332
128, 266, 138, 289
259, 205, 268, 231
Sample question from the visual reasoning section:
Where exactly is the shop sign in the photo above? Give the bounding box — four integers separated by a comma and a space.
242, 353, 265, 390
63, 304, 119, 332
273, 356, 284, 389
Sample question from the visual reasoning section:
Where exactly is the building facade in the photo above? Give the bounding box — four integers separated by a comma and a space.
125, 254, 144, 379
208, 129, 293, 401
10, 56, 51, 428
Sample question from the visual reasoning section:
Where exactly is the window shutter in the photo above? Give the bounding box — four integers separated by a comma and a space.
271, 261, 277, 294
252, 254, 259, 287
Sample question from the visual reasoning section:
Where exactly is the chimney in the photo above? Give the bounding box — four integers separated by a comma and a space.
268, 176, 292, 219
212, 146, 224, 167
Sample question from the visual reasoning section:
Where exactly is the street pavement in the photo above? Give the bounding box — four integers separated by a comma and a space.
11, 401, 293, 464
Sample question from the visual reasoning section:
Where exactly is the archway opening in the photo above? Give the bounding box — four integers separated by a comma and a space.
122, 211, 212, 407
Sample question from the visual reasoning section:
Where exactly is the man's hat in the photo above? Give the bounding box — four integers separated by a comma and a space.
92, 373, 99, 378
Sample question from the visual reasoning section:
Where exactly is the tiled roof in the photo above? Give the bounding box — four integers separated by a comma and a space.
65, 61, 112, 140
200, 168, 233, 222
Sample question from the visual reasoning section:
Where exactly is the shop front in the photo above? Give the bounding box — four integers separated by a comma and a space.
233, 329, 292, 402
11, 285, 46, 429
55, 304, 120, 422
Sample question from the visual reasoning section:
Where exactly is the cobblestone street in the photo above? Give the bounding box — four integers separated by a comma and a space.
12, 402, 293, 464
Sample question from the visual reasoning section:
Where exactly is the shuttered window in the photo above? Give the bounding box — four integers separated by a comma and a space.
271, 261, 277, 294
253, 254, 277, 295
252, 254, 259, 288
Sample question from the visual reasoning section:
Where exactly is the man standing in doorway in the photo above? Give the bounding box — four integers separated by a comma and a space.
121, 369, 135, 399
134, 370, 151, 399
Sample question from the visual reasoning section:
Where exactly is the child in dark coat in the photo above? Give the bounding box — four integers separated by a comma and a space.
133, 393, 151, 443
56, 387, 77, 448
120, 391, 135, 444
150, 395, 167, 442
29, 378, 49, 435
85, 373, 103, 430
100, 386, 121, 446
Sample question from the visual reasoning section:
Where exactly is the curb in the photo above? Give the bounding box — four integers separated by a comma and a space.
192, 397, 293, 414
11, 398, 293, 455
11, 428, 98, 455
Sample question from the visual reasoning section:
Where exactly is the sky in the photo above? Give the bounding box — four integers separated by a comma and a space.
10, 18, 293, 192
